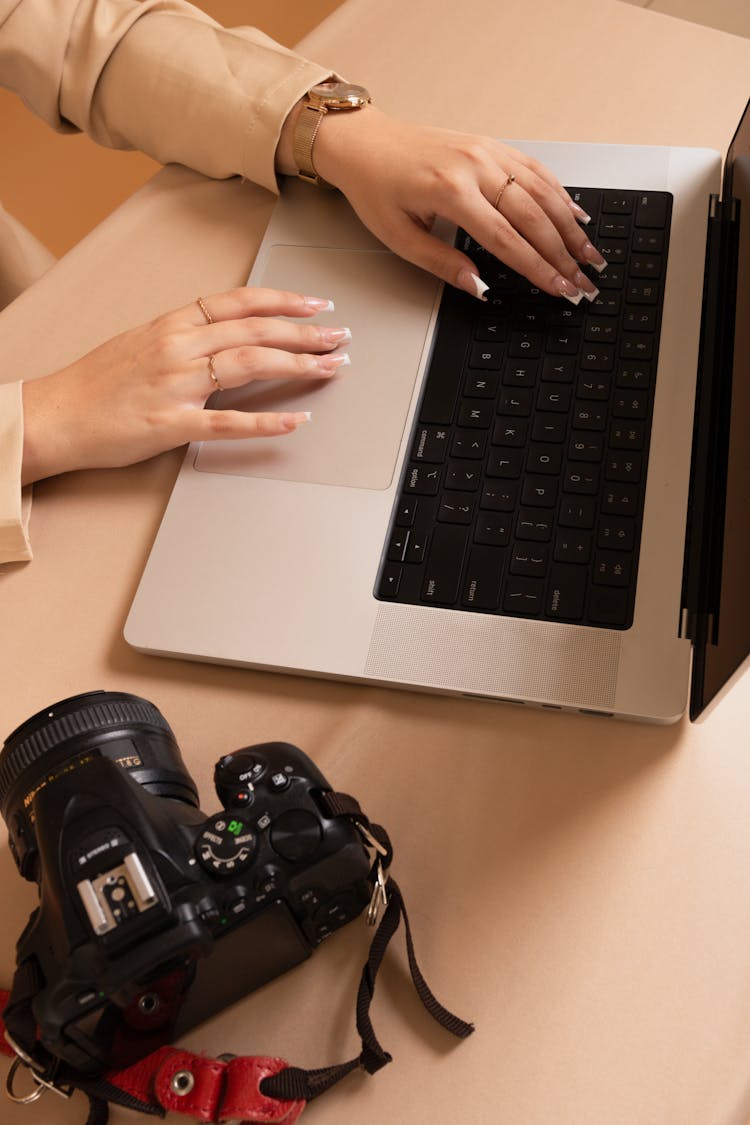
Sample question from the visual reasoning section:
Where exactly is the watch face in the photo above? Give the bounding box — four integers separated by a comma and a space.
309, 82, 371, 109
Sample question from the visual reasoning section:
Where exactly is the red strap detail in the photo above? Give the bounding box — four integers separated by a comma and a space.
0, 990, 13, 1057
111, 1048, 305, 1123
0, 989, 304, 1123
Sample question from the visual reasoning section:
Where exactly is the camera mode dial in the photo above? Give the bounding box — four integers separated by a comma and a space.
195, 812, 257, 877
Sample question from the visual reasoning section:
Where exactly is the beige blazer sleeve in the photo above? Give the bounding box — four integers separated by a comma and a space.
0, 0, 335, 563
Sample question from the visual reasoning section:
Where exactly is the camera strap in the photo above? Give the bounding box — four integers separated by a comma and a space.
0, 791, 473, 1124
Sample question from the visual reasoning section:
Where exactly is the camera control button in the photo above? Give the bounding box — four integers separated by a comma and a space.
269, 770, 291, 792
270, 809, 323, 862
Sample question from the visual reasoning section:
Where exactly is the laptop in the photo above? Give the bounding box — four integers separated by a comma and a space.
124, 101, 750, 723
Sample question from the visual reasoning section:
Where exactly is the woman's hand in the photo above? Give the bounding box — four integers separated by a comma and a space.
21, 287, 349, 485
282, 105, 605, 303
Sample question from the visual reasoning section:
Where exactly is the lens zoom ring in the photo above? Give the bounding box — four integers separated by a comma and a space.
0, 697, 171, 802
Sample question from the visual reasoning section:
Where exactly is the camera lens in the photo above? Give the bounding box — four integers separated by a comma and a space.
0, 691, 199, 878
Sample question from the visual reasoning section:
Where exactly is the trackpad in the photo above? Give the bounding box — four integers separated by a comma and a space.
194, 245, 439, 490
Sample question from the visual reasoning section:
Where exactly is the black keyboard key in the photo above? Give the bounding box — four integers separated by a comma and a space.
492, 418, 528, 447
412, 425, 450, 463
445, 464, 481, 491
502, 360, 538, 388
596, 264, 625, 289
486, 450, 523, 478
546, 565, 587, 621
503, 576, 544, 615
527, 445, 563, 475
537, 384, 572, 413
475, 316, 508, 342
602, 191, 635, 214
559, 496, 596, 529
635, 191, 668, 229
417, 290, 470, 424
577, 374, 611, 400
612, 391, 648, 420
572, 405, 607, 430
532, 413, 567, 442
568, 433, 604, 462
480, 483, 517, 511
609, 421, 645, 450
438, 493, 475, 523
546, 332, 580, 356
521, 477, 558, 508
395, 499, 417, 527
465, 370, 500, 398
553, 530, 592, 564
421, 525, 468, 604
516, 510, 553, 542
580, 345, 615, 372
597, 516, 635, 552
474, 514, 513, 547
458, 402, 493, 428
510, 545, 548, 577
599, 217, 630, 238
602, 485, 639, 516
508, 331, 543, 359
616, 364, 652, 389
593, 552, 631, 587
620, 335, 653, 361
588, 586, 629, 627
451, 430, 486, 459
469, 343, 503, 369
632, 230, 664, 253
461, 546, 506, 609
497, 389, 533, 416
404, 463, 441, 495
598, 238, 628, 265
387, 529, 410, 562
589, 292, 621, 316
626, 281, 659, 305
584, 319, 617, 344
378, 564, 402, 599
563, 467, 599, 495
623, 308, 656, 332
605, 454, 642, 484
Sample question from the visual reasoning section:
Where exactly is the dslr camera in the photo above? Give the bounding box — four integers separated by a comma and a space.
0, 691, 373, 1074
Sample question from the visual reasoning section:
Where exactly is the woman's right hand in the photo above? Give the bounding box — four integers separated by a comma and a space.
21, 287, 350, 485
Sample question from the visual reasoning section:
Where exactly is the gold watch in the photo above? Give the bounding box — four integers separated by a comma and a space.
293, 81, 372, 188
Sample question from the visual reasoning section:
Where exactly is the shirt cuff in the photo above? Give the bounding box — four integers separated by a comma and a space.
0, 382, 32, 563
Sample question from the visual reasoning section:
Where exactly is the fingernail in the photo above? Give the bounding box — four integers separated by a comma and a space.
321, 326, 352, 346
581, 243, 608, 272
569, 201, 591, 224
304, 296, 335, 312
457, 269, 490, 301
281, 411, 312, 430
554, 276, 584, 305
573, 270, 600, 301
316, 352, 351, 374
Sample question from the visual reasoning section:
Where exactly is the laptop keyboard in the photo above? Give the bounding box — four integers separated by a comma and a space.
375, 187, 672, 629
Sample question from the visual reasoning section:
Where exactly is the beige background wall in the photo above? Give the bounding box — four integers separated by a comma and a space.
1, 0, 748, 259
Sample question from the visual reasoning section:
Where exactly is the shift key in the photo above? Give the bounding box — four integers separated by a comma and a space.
421, 525, 468, 604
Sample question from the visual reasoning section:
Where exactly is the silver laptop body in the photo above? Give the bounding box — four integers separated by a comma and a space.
125, 138, 720, 722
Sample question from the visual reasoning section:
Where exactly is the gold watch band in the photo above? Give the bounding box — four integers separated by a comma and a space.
292, 102, 330, 187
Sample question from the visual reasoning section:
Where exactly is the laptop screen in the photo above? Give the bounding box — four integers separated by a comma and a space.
690, 99, 750, 719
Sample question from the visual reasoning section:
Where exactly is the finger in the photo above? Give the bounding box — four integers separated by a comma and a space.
188, 345, 351, 394
509, 164, 607, 272
492, 181, 599, 296
180, 409, 313, 443
505, 146, 593, 224
167, 287, 337, 329
384, 205, 583, 303
186, 317, 352, 360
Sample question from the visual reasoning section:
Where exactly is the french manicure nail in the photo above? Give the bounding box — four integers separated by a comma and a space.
569, 201, 592, 224
282, 411, 312, 429
554, 276, 584, 305
321, 327, 352, 346
458, 268, 490, 301
317, 352, 351, 374
304, 296, 335, 312
582, 243, 608, 272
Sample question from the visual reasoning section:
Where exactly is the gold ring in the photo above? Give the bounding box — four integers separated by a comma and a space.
208, 354, 223, 392
493, 173, 516, 211
197, 296, 213, 324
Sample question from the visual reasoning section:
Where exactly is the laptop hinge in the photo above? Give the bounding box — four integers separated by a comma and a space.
679, 194, 739, 645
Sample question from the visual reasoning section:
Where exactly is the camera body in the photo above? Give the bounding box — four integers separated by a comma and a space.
0, 693, 372, 1074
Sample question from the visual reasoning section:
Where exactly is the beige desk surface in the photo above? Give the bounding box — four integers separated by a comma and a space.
2, 1, 750, 1122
